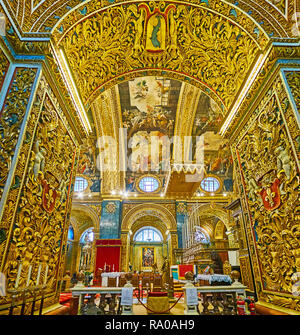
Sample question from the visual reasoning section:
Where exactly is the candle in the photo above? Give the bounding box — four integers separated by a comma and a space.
15, 262, 22, 289
26, 265, 32, 287
113, 264, 115, 272
44, 265, 48, 285
36, 264, 42, 286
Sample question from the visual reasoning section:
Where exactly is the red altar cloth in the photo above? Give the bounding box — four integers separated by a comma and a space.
95, 239, 121, 273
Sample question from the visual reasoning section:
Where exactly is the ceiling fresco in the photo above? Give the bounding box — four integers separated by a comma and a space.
119, 76, 181, 138
119, 76, 181, 194
192, 92, 223, 138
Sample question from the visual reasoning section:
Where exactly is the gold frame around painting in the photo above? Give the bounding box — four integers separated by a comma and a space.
141, 246, 156, 270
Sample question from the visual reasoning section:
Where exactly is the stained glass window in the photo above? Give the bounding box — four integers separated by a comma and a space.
134, 227, 162, 242
139, 176, 159, 193
80, 229, 94, 244
200, 177, 220, 193
67, 226, 74, 240
74, 177, 88, 192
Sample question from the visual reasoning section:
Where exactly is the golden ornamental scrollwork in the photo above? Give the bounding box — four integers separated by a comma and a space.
234, 76, 300, 310
0, 94, 77, 310
284, 70, 300, 116
0, 48, 9, 89
0, 67, 38, 202
226, 45, 300, 139
59, 2, 261, 109
2, 0, 293, 39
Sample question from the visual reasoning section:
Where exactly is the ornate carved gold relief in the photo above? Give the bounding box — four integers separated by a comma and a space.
284, 70, 300, 116
239, 256, 254, 291
59, 2, 262, 110
0, 78, 78, 312
233, 74, 300, 311
91, 86, 124, 194
226, 45, 300, 139
2, 0, 294, 40
0, 48, 9, 90
0, 67, 38, 202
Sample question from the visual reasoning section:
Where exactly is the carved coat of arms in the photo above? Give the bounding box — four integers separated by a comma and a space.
257, 170, 281, 211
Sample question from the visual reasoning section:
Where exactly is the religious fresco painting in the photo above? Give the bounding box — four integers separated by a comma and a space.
192, 93, 233, 192
120, 77, 181, 193
76, 140, 101, 193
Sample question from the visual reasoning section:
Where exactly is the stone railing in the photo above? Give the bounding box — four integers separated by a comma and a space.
70, 286, 135, 315
197, 285, 246, 315
183, 271, 247, 315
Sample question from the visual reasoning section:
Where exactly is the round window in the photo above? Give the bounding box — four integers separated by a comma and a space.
74, 177, 89, 192
200, 176, 220, 193
138, 176, 159, 193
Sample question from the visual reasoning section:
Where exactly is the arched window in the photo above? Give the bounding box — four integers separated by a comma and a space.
80, 228, 94, 244
67, 226, 74, 240
74, 177, 88, 192
134, 227, 163, 242
139, 176, 159, 193
200, 176, 220, 193
194, 227, 210, 245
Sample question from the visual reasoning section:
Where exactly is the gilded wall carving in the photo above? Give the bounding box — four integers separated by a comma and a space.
0, 48, 9, 91
58, 2, 263, 109
225, 45, 300, 138
284, 70, 300, 116
0, 67, 38, 202
0, 78, 78, 312
91, 87, 125, 194
0, 70, 43, 275
239, 256, 254, 292
233, 74, 300, 311
1, 0, 294, 39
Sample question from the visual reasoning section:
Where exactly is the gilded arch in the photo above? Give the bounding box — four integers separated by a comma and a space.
189, 202, 230, 229
70, 203, 100, 230
53, 1, 268, 111
121, 202, 177, 232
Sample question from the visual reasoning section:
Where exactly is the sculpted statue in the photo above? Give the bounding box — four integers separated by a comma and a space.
133, 8, 145, 54
247, 177, 259, 201
152, 262, 158, 273
274, 143, 291, 180
30, 139, 47, 179
161, 257, 170, 285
